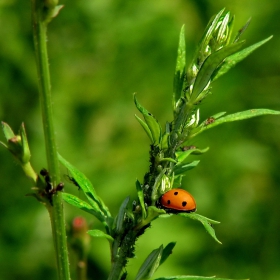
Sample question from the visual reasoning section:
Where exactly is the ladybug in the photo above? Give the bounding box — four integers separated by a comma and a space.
157, 188, 196, 213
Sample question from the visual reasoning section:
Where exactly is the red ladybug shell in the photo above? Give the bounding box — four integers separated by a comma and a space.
159, 188, 196, 213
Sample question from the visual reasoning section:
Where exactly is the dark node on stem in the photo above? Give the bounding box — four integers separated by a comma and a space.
40, 168, 64, 205
183, 85, 189, 93
40, 168, 52, 192
194, 100, 202, 105
47, 182, 64, 205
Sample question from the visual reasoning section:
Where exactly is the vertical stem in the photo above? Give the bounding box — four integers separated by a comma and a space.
31, 1, 71, 279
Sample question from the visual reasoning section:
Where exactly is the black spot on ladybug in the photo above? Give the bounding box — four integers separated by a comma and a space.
167, 200, 171, 205
182, 201, 187, 207
174, 191, 178, 195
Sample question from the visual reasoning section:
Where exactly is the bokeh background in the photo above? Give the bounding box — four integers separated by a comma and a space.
1, 0, 280, 279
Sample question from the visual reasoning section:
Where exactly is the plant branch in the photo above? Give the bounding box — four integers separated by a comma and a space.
31, 0, 70, 279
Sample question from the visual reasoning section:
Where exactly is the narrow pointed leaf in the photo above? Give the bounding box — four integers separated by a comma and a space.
216, 12, 230, 44
136, 180, 147, 219
115, 196, 130, 233
198, 9, 225, 54
134, 94, 162, 144
62, 193, 104, 222
161, 132, 169, 150
211, 112, 227, 119
191, 109, 280, 138
155, 276, 249, 280
87, 229, 114, 242
58, 154, 111, 218
192, 41, 245, 98
135, 114, 154, 142
176, 148, 209, 163
213, 36, 273, 81
135, 245, 163, 280
58, 154, 96, 197
160, 242, 176, 265
233, 17, 251, 43
173, 160, 200, 175
159, 157, 177, 164
19, 123, 31, 164
173, 25, 186, 107
179, 212, 221, 244
1, 121, 15, 140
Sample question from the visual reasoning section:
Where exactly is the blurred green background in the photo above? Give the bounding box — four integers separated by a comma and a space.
1, 0, 280, 279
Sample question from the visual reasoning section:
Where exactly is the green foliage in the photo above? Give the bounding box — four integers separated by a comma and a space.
135, 242, 176, 280
0, 3, 279, 279
1, 122, 31, 165
134, 94, 162, 145
155, 277, 248, 280
190, 109, 280, 138
50, 8, 278, 280
59, 154, 113, 231
87, 230, 114, 242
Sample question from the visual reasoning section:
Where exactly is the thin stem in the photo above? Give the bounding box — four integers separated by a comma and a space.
31, 1, 71, 279
22, 162, 38, 182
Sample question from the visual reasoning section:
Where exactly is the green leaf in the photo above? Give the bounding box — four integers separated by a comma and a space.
173, 25, 186, 107
155, 276, 249, 280
173, 175, 183, 188
178, 213, 221, 244
87, 229, 114, 242
175, 147, 209, 163
62, 193, 104, 222
173, 160, 200, 175
136, 180, 147, 219
19, 123, 31, 164
192, 41, 245, 99
160, 242, 176, 265
134, 94, 162, 144
115, 196, 130, 233
233, 17, 251, 43
216, 12, 230, 46
1, 121, 15, 140
159, 157, 177, 164
191, 109, 280, 138
134, 206, 165, 230
211, 112, 227, 119
58, 154, 111, 218
213, 36, 273, 81
198, 9, 226, 55
161, 132, 170, 150
135, 245, 163, 280
135, 114, 154, 142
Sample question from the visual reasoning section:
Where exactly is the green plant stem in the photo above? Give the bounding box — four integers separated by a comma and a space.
31, 1, 71, 279
22, 162, 38, 182
108, 231, 138, 280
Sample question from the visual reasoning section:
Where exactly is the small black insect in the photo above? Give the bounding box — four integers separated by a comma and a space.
40, 168, 64, 205
65, 175, 81, 190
